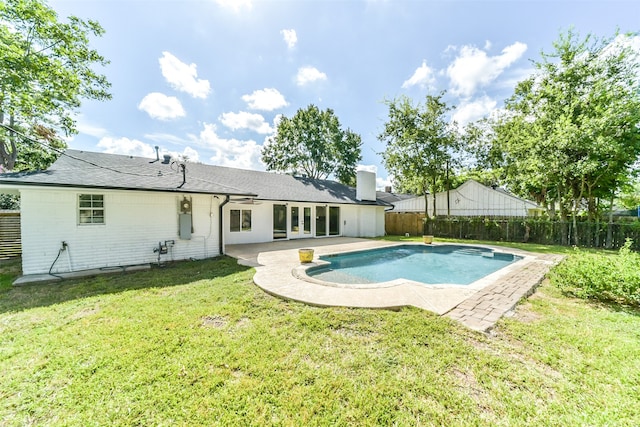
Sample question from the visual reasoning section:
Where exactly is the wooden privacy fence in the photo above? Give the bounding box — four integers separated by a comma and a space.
385, 212, 426, 237
385, 212, 640, 250
0, 211, 21, 260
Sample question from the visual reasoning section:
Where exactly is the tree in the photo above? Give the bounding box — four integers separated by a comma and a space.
0, 0, 111, 171
617, 177, 640, 211
488, 30, 640, 244
378, 93, 458, 224
261, 105, 362, 185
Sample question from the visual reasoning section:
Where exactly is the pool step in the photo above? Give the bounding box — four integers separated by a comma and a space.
453, 248, 490, 257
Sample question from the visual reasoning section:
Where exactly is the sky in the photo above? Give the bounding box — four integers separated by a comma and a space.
47, 0, 640, 189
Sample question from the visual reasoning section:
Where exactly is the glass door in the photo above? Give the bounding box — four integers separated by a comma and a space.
329, 206, 340, 235
316, 206, 327, 236
273, 204, 287, 239
290, 205, 312, 238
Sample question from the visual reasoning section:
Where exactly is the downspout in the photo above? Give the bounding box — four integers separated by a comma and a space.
219, 195, 230, 255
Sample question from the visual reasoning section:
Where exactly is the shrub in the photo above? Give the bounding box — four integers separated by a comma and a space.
550, 239, 640, 305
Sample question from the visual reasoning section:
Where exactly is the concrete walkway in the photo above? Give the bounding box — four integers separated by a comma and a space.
226, 238, 564, 332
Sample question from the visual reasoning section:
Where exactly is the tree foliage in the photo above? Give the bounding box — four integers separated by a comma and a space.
261, 105, 362, 185
487, 30, 640, 242
378, 93, 458, 220
0, 0, 111, 171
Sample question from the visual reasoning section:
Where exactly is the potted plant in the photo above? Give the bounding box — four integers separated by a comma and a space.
298, 248, 314, 263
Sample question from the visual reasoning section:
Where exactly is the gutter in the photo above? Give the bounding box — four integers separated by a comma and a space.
219, 195, 230, 256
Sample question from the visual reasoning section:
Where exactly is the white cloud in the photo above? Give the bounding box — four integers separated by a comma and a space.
159, 51, 211, 99
143, 132, 189, 146
452, 96, 498, 127
376, 176, 393, 191
241, 88, 288, 111
96, 134, 198, 163
76, 118, 108, 139
272, 114, 283, 128
357, 164, 391, 190
219, 111, 274, 134
280, 29, 297, 49
447, 41, 527, 97
97, 137, 157, 158
215, 0, 252, 12
138, 92, 186, 121
402, 60, 436, 90
296, 66, 328, 86
194, 123, 264, 170
166, 146, 200, 163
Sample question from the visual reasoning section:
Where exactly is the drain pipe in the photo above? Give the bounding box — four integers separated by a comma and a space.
218, 195, 230, 255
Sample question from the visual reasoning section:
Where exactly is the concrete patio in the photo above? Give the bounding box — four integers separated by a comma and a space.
225, 238, 564, 332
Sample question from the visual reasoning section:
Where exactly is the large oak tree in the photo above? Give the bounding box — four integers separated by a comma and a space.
261, 105, 362, 185
378, 93, 459, 222
489, 30, 640, 244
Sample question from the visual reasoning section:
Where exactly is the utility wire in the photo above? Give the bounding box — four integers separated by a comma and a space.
0, 123, 246, 192
1, 123, 166, 178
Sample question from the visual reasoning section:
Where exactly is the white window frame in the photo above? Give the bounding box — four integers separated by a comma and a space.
230, 209, 252, 232
78, 194, 105, 225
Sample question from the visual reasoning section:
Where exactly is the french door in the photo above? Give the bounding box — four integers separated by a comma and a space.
287, 205, 340, 238
290, 206, 312, 238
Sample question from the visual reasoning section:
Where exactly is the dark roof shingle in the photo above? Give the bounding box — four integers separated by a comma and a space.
0, 150, 389, 206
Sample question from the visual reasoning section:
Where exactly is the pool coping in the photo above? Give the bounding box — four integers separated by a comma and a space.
225, 238, 564, 332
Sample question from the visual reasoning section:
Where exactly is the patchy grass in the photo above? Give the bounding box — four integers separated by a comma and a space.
1, 255, 639, 425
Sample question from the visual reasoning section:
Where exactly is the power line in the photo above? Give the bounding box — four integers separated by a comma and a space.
0, 123, 247, 193
0, 123, 163, 178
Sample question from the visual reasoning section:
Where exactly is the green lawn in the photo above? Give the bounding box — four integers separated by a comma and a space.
1, 251, 639, 426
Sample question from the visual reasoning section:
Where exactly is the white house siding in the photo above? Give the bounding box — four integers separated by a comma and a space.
223, 202, 385, 245
392, 181, 538, 217
223, 202, 274, 245
19, 187, 221, 275
339, 205, 385, 238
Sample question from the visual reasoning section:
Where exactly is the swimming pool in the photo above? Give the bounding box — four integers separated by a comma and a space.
306, 244, 522, 286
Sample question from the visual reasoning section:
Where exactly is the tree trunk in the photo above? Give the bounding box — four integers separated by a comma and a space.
547, 200, 556, 220
0, 113, 18, 171
572, 198, 580, 246
558, 183, 569, 245
446, 161, 450, 218
606, 193, 614, 249
431, 175, 437, 219
423, 192, 430, 235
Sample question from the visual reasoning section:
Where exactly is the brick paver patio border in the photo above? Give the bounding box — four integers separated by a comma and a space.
445, 254, 564, 331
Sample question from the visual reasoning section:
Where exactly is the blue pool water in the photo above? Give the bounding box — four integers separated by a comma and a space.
307, 245, 521, 286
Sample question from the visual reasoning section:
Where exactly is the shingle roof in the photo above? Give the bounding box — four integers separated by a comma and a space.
0, 150, 389, 206
375, 191, 413, 204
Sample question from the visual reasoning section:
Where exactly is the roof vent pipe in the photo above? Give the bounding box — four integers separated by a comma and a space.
162, 154, 171, 164
154, 146, 160, 161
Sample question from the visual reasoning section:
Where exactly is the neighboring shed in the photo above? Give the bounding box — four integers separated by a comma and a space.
391, 180, 542, 217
